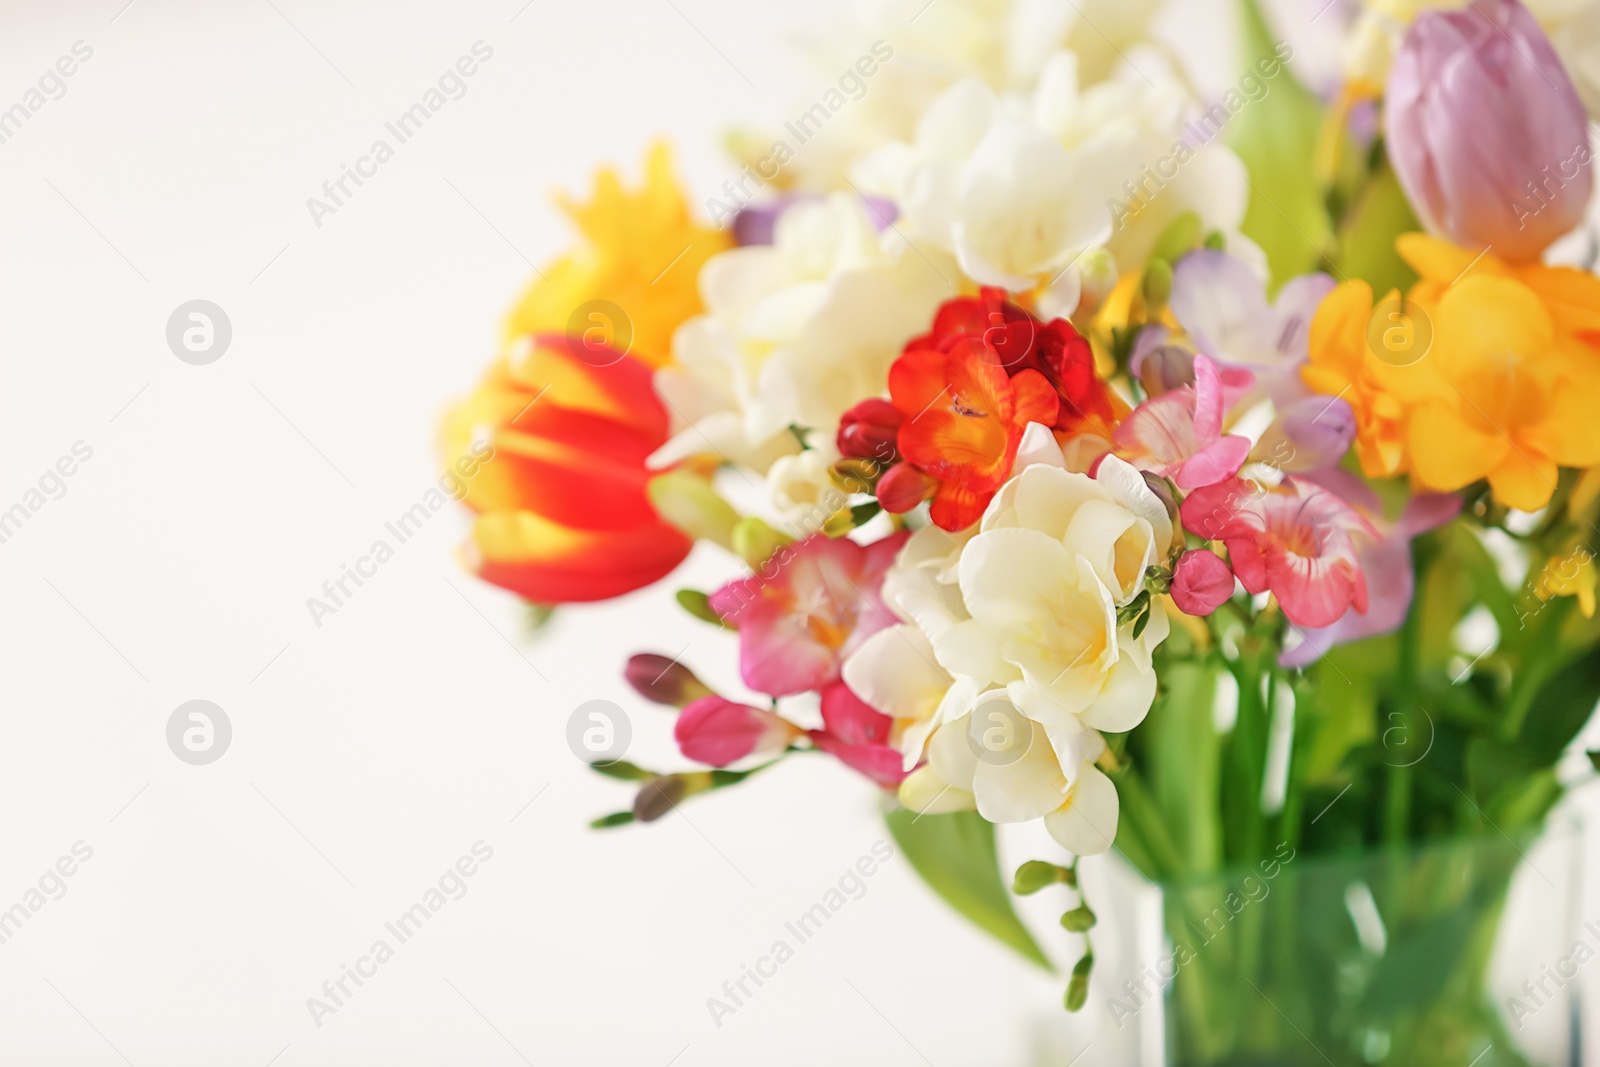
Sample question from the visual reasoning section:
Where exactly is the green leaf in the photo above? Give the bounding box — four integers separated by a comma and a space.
884, 807, 1054, 972
590, 811, 635, 829
1227, 0, 1333, 287
1588, 750, 1600, 772
675, 589, 730, 629
587, 759, 655, 782
1335, 161, 1421, 295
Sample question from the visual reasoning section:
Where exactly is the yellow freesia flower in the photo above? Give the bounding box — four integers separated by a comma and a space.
504, 141, 731, 369
1305, 234, 1600, 510
1537, 546, 1597, 619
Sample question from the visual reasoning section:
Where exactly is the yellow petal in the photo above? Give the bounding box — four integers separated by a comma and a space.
1408, 401, 1507, 491
1487, 448, 1559, 511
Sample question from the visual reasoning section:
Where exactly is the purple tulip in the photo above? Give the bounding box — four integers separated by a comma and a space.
1386, 0, 1593, 262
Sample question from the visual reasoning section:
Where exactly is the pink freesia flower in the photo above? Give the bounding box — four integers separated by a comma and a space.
1115, 355, 1255, 490
808, 682, 910, 788
1279, 471, 1462, 667
1170, 548, 1236, 616
1180, 476, 1378, 629
709, 532, 909, 697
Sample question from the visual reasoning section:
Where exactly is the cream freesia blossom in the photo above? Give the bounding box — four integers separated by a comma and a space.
845, 437, 1175, 855
764, 0, 1167, 192
652, 193, 955, 475
851, 52, 1249, 316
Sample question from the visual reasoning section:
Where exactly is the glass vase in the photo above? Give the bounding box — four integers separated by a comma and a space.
1090, 824, 1585, 1067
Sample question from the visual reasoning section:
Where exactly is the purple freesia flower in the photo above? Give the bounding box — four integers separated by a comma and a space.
1279, 469, 1462, 668
1386, 0, 1593, 262
1169, 249, 1336, 407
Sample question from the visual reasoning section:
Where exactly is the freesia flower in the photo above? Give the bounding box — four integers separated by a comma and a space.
1170, 548, 1236, 616
898, 691, 1121, 855
808, 683, 912, 787
1114, 355, 1255, 490
1305, 235, 1600, 510
1181, 477, 1376, 630
708, 532, 908, 697
1279, 471, 1462, 667
852, 53, 1248, 309
879, 327, 1060, 530
675, 696, 802, 767
654, 193, 954, 474
503, 143, 730, 368
1168, 249, 1336, 405
1387, 0, 1593, 261
440, 334, 692, 603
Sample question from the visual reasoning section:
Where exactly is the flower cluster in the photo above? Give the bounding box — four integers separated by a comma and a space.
442, 0, 1600, 1021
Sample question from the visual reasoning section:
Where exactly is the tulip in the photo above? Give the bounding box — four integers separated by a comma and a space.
440, 333, 692, 603
1386, 0, 1594, 262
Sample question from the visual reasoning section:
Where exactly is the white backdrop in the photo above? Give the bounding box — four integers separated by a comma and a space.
0, 1, 1593, 1064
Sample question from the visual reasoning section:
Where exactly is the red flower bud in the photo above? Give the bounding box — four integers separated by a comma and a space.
837, 398, 903, 463
875, 462, 939, 514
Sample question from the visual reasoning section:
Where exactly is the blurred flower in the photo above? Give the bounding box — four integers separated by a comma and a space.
1170, 548, 1237, 616
654, 194, 953, 474
708, 532, 908, 697
675, 696, 802, 766
1168, 249, 1336, 404
1386, 0, 1593, 261
851, 54, 1248, 310
1304, 235, 1600, 508
1181, 477, 1376, 629
440, 334, 692, 603
503, 143, 730, 368
1247, 394, 1358, 474
1114, 355, 1255, 490
1537, 545, 1598, 617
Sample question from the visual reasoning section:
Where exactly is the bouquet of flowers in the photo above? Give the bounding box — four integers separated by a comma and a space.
441, 0, 1600, 1062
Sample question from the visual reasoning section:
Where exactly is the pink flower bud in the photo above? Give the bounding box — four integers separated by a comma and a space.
837, 398, 903, 462
674, 697, 799, 767
1386, 0, 1593, 261
1170, 549, 1237, 616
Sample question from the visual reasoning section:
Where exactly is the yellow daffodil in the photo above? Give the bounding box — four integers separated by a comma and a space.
1305, 234, 1600, 510
504, 141, 731, 368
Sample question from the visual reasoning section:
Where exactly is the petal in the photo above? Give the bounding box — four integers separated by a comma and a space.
1488, 449, 1560, 511
1408, 401, 1509, 492
898, 766, 977, 814
842, 625, 952, 726
1079, 651, 1158, 734
1044, 764, 1119, 856
1174, 434, 1252, 490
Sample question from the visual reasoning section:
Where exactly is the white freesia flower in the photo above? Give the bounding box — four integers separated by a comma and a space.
769, 0, 1166, 191
852, 53, 1248, 315
843, 445, 1173, 855
653, 194, 954, 473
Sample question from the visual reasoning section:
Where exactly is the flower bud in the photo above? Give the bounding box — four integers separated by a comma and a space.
1135, 344, 1196, 397
731, 517, 792, 569
674, 696, 800, 767
837, 398, 903, 462
1386, 0, 1593, 261
624, 653, 714, 707
647, 470, 740, 550
875, 462, 938, 513
1170, 548, 1237, 616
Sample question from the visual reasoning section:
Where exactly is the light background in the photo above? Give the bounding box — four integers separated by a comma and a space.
0, 0, 1593, 1064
